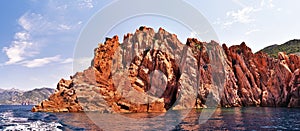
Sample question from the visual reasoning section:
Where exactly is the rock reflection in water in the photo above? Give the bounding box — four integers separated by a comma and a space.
54, 107, 300, 130
54, 112, 102, 130
176, 107, 300, 130
85, 109, 190, 131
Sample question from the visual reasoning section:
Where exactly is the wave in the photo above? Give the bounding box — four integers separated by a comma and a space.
0, 110, 63, 131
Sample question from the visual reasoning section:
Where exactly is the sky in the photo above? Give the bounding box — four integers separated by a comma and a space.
0, 0, 300, 90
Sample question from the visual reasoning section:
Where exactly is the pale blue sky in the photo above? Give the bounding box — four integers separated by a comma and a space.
1, 0, 300, 90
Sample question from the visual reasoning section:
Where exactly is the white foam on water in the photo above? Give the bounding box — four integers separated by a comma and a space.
0, 111, 63, 131
3, 121, 63, 131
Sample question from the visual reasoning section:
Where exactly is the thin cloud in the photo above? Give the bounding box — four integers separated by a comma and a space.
277, 8, 282, 11
222, 6, 260, 29
14, 32, 30, 40
260, 0, 274, 8
3, 41, 33, 65
220, 0, 278, 29
230, 0, 276, 24
58, 24, 72, 30
21, 55, 61, 68
232, 0, 246, 8
227, 7, 255, 24
2, 1, 87, 66
18, 13, 34, 31
189, 32, 198, 38
2, 0, 101, 69
78, 0, 95, 9
61, 58, 73, 64
245, 29, 261, 35
2, 31, 38, 65
223, 21, 234, 27
2, 12, 46, 65
18, 12, 47, 32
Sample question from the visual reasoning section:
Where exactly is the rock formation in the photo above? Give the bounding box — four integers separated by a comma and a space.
221, 43, 300, 107
32, 27, 300, 112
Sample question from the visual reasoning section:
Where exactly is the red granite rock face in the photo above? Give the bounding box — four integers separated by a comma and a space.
222, 42, 300, 107
32, 27, 300, 113
289, 69, 300, 107
31, 79, 82, 112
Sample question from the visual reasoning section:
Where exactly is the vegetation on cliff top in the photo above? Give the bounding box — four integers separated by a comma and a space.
260, 39, 300, 57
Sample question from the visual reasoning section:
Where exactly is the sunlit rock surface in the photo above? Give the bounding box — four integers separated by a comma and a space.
32, 27, 300, 113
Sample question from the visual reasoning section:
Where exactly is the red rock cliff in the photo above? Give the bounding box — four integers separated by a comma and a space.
32, 27, 300, 112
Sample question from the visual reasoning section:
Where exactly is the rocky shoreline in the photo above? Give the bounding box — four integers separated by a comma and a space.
32, 27, 300, 113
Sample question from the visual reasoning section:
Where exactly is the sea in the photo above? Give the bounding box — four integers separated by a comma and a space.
0, 105, 300, 131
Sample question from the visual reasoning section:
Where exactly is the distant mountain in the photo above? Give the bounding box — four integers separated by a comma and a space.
0, 88, 55, 105
260, 39, 300, 57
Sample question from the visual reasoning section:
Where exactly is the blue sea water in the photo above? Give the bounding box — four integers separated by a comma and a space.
0, 105, 300, 130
